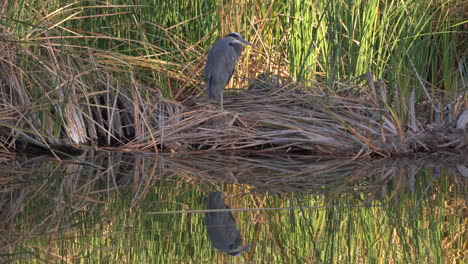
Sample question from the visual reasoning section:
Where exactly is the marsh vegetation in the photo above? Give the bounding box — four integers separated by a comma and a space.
0, 1, 467, 262
0, 0, 466, 156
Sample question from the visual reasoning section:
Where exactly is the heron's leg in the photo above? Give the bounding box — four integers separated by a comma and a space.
220, 93, 224, 110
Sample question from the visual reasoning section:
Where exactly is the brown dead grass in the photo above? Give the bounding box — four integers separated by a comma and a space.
123, 74, 467, 157
0, 39, 466, 157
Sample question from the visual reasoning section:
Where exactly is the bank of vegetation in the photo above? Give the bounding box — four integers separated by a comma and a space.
0, 0, 466, 157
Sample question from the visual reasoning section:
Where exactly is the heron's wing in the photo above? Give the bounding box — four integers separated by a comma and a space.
205, 38, 239, 84
224, 204, 237, 223
225, 68, 235, 86
206, 192, 224, 223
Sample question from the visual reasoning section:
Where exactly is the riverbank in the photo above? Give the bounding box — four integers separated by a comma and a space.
5, 74, 466, 158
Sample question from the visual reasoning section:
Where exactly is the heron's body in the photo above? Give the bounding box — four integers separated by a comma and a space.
204, 33, 255, 109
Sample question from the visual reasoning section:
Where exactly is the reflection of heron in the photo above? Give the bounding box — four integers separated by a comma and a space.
205, 32, 256, 110
205, 192, 251, 256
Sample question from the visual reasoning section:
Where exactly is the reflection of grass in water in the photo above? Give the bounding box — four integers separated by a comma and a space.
1, 155, 466, 263
243, 168, 467, 263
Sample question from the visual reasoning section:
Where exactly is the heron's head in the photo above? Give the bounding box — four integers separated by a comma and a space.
227, 244, 253, 256
226, 32, 256, 47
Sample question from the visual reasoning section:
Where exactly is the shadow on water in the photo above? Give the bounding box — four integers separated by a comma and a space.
0, 151, 467, 263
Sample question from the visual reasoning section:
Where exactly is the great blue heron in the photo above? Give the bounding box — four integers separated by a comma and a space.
205, 192, 252, 256
204, 32, 255, 110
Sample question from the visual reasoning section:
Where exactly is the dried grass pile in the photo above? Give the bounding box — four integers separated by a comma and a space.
129, 74, 467, 157
0, 35, 465, 157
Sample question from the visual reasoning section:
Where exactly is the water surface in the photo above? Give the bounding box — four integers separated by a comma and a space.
0, 152, 467, 263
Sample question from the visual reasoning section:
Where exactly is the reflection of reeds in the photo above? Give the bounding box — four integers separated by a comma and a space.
0, 151, 466, 262
164, 154, 375, 193
161, 152, 468, 195
0, 152, 160, 256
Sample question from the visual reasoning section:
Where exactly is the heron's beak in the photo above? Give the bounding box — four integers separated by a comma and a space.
240, 38, 256, 48
228, 244, 254, 256
242, 244, 254, 251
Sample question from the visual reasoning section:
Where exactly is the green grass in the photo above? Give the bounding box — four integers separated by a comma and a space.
0, 0, 465, 148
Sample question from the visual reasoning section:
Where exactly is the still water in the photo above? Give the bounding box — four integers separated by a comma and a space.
0, 152, 467, 263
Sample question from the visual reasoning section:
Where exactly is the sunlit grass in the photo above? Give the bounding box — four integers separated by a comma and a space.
0, 0, 465, 150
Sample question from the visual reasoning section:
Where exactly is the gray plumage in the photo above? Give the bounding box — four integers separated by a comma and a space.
204, 32, 255, 110
205, 192, 251, 256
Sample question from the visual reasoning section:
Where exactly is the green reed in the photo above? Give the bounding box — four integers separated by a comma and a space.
0, 0, 465, 147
